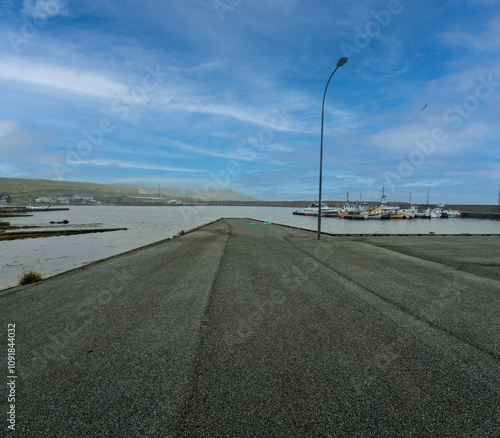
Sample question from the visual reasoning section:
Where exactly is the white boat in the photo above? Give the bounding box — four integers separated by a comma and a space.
421, 207, 444, 218
400, 206, 418, 219
293, 202, 338, 216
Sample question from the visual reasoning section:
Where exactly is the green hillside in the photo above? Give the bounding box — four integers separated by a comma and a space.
0, 177, 259, 205
0, 178, 134, 205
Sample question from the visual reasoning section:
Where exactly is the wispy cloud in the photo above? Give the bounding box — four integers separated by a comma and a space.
0, 163, 28, 177
68, 159, 205, 174
0, 119, 55, 154
161, 137, 255, 161
439, 16, 500, 52
0, 120, 17, 139
21, 0, 68, 18
0, 59, 127, 99
112, 176, 209, 186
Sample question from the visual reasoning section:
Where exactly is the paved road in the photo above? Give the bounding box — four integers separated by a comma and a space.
1, 218, 499, 437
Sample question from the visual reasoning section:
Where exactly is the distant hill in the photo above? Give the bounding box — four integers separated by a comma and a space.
126, 184, 259, 202
0, 177, 259, 205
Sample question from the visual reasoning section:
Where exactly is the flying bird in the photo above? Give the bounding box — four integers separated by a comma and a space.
421, 104, 427, 111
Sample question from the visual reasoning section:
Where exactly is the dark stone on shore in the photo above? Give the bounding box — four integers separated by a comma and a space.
0, 221, 10, 228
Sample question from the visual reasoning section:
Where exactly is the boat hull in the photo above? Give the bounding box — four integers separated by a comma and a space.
339, 211, 368, 220
390, 213, 404, 219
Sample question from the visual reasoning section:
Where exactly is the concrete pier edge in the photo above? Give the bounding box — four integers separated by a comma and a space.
247, 217, 500, 237
0, 218, 222, 295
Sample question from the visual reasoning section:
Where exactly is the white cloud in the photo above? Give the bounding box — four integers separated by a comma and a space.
70, 159, 205, 173
21, 0, 68, 19
0, 120, 18, 140
0, 163, 28, 177
113, 176, 209, 187
439, 16, 500, 52
161, 137, 254, 161
163, 99, 295, 131
0, 119, 54, 154
0, 59, 128, 99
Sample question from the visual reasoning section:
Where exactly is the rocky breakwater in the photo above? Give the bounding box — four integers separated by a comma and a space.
460, 212, 500, 220
0, 223, 128, 241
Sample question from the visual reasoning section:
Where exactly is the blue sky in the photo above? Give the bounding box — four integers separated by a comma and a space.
0, 0, 499, 204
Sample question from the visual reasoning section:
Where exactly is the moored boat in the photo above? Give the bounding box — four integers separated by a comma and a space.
293, 202, 338, 216
390, 212, 405, 219
339, 202, 369, 220
371, 203, 402, 220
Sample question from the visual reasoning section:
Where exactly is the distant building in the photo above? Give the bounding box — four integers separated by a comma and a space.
56, 197, 70, 205
36, 195, 96, 204
35, 196, 52, 203
71, 195, 95, 204
0, 194, 11, 204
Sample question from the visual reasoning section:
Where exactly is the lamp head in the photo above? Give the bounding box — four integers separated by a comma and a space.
337, 57, 349, 67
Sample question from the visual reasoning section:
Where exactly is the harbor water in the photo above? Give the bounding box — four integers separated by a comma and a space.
1, 205, 499, 290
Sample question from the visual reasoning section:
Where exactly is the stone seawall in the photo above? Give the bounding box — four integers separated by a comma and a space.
460, 211, 500, 220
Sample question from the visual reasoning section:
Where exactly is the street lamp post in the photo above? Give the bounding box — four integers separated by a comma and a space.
317, 57, 348, 240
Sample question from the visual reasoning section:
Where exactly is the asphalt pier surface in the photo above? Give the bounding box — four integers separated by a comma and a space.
1, 218, 499, 437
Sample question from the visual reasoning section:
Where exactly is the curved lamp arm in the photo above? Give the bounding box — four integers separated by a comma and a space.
317, 57, 348, 240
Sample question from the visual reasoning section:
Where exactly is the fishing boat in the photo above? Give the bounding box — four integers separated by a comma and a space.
400, 193, 418, 219
371, 203, 403, 219
401, 206, 417, 219
390, 212, 405, 219
293, 202, 338, 216
339, 202, 369, 220
421, 207, 444, 218
372, 186, 404, 219
415, 211, 431, 219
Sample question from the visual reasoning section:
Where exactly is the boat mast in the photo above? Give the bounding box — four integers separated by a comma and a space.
427, 188, 430, 206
